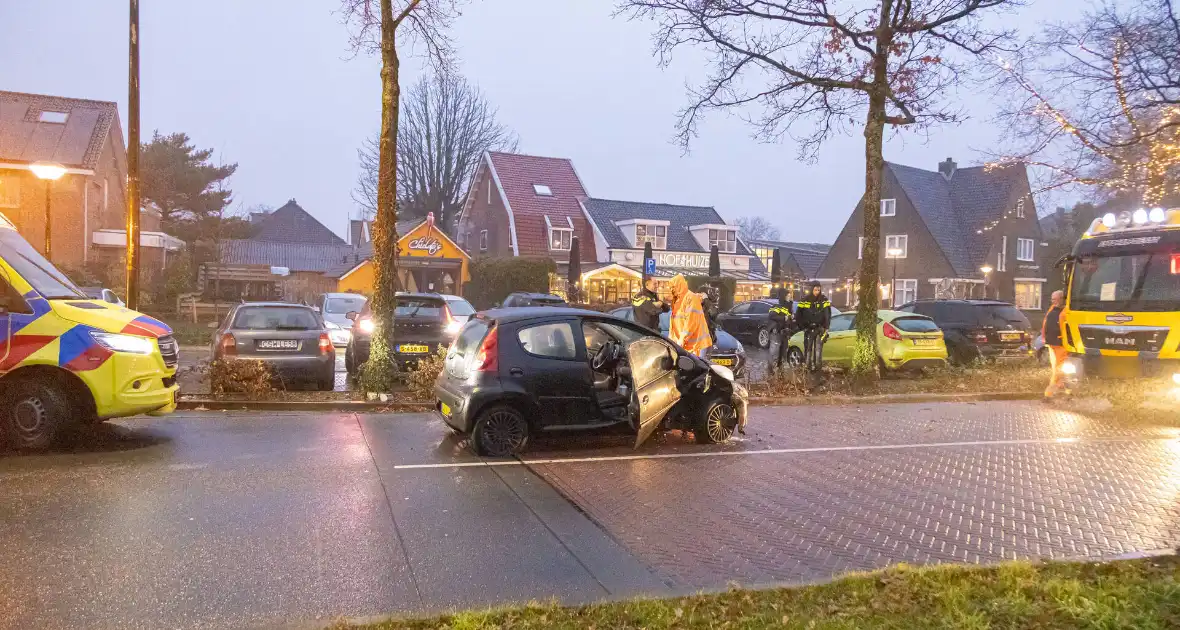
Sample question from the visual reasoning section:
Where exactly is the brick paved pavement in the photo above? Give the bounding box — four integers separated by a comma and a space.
528, 402, 1180, 589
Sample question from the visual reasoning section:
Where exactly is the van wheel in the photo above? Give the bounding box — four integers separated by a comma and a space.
472, 405, 530, 457
1, 378, 72, 451
696, 398, 738, 444
757, 327, 771, 349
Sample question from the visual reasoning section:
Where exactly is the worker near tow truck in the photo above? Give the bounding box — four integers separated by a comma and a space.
1042, 290, 1069, 401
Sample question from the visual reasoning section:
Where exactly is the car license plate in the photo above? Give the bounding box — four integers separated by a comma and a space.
399, 344, 429, 353
440, 402, 451, 416
712, 357, 734, 366
913, 338, 939, 347
257, 339, 299, 350
1000, 332, 1022, 342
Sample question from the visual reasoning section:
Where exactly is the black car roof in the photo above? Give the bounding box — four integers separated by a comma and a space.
481, 306, 611, 323
905, 299, 1013, 306
508, 292, 563, 299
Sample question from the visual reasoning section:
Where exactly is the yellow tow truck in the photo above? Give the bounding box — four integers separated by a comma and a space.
1060, 206, 1180, 390
0, 213, 178, 450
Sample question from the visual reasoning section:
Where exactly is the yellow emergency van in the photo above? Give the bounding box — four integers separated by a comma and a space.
1060, 206, 1180, 384
0, 213, 178, 450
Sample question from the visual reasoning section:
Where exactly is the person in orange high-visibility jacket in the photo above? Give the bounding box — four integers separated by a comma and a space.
668, 275, 713, 356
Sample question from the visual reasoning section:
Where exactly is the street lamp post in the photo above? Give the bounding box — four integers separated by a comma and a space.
29, 163, 67, 260
979, 265, 993, 299
886, 247, 903, 306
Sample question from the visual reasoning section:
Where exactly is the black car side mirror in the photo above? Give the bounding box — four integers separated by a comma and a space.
345, 311, 358, 321
660, 355, 675, 371
676, 355, 695, 371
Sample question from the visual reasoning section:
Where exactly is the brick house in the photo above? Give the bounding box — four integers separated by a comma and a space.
457, 151, 598, 264
816, 158, 1046, 311
0, 91, 182, 280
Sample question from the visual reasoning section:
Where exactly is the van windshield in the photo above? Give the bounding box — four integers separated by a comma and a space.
0, 229, 84, 299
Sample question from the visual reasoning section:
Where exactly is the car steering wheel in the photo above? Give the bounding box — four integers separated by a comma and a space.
591, 341, 619, 372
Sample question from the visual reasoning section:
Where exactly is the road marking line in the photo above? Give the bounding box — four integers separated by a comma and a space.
391, 435, 1175, 469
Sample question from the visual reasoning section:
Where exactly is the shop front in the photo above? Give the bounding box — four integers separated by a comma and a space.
336, 219, 471, 295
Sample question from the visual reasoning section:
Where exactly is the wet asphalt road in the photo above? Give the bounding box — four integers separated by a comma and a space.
4, 401, 1178, 629
0, 412, 664, 630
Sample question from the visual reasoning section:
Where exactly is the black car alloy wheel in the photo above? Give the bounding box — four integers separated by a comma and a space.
787, 347, 804, 367
757, 327, 771, 349
473, 405, 529, 457
697, 399, 738, 444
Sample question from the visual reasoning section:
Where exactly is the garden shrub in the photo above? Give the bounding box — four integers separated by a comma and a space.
464, 258, 556, 309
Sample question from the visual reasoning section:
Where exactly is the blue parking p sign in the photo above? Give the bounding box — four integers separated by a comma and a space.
644, 258, 656, 275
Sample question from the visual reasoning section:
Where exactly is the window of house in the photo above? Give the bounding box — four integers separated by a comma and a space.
103, 178, 109, 213
858, 236, 865, 260
533, 184, 552, 196
1015, 198, 1025, 218
39, 111, 69, 124
997, 235, 1007, 272
479, 229, 488, 252
880, 198, 896, 216
0, 174, 19, 208
1016, 237, 1034, 261
635, 224, 667, 249
487, 180, 492, 204
550, 227, 572, 251
885, 234, 908, 258
1014, 281, 1042, 310
893, 279, 918, 306
709, 228, 737, 253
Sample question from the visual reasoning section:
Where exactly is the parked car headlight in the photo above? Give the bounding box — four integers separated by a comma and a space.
444, 320, 462, 335
357, 318, 375, 334
324, 321, 340, 330
89, 331, 154, 355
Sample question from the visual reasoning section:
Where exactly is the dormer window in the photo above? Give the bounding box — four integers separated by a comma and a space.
39, 111, 68, 124
636, 224, 667, 249
533, 184, 552, 196
709, 228, 736, 253
550, 227, 572, 251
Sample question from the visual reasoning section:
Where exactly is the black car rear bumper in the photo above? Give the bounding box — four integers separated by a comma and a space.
435, 378, 502, 433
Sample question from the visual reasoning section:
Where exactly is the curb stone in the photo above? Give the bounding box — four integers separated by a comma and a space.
177, 391, 1040, 413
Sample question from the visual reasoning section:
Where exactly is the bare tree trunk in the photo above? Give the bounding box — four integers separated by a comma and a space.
851, 3, 894, 385
365, 0, 402, 391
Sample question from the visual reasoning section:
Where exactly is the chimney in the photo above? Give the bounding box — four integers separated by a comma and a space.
938, 157, 957, 179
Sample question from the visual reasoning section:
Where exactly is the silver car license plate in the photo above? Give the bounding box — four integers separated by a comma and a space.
257, 339, 300, 350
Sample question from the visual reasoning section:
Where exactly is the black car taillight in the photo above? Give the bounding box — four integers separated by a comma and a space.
973, 331, 989, 344
473, 326, 499, 372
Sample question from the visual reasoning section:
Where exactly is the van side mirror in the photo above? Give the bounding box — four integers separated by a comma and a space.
346, 311, 358, 321
676, 355, 695, 371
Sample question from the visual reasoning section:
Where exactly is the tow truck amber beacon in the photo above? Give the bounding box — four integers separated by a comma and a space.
1057, 206, 1180, 387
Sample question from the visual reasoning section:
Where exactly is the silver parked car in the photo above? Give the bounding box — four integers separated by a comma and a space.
441, 294, 476, 325
212, 302, 335, 390
318, 292, 368, 329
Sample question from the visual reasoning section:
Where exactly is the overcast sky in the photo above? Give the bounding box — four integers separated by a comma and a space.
4, 0, 1080, 244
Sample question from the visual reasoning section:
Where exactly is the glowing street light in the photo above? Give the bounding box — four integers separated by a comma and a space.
887, 247, 903, 306
30, 162, 67, 259
979, 265, 993, 299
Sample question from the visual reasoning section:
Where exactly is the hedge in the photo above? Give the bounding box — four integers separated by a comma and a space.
464, 257, 556, 310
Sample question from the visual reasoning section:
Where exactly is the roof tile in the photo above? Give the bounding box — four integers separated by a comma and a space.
0, 91, 118, 169
581, 198, 753, 256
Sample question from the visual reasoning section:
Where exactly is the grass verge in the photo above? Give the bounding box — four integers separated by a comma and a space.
337, 556, 1180, 629
750, 361, 1047, 399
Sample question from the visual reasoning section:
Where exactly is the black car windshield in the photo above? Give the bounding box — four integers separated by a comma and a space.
233, 307, 319, 330
0, 229, 84, 299
1070, 252, 1180, 312
976, 304, 1030, 328
395, 298, 444, 318
532, 296, 565, 305
325, 295, 367, 314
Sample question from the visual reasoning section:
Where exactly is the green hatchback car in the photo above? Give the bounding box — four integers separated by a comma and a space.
787, 310, 948, 371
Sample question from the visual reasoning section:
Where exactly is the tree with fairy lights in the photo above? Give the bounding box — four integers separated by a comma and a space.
989, 0, 1180, 209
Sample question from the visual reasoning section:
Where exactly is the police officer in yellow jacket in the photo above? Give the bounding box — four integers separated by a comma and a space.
768, 287, 794, 372
793, 281, 831, 372
632, 276, 667, 331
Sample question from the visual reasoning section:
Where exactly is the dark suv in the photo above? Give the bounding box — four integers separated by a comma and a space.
500, 292, 567, 307
715, 299, 776, 348
345, 293, 461, 373
897, 299, 1032, 364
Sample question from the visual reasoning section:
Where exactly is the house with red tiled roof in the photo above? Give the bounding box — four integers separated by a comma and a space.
0, 90, 182, 274
457, 151, 598, 264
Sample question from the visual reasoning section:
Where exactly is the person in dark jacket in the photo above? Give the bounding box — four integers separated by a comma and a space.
701, 282, 721, 341
768, 287, 794, 372
794, 281, 831, 372
631, 277, 667, 331
1042, 290, 1069, 400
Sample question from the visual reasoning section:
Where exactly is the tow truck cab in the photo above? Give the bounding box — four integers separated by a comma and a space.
0, 214, 178, 450
1060, 207, 1180, 384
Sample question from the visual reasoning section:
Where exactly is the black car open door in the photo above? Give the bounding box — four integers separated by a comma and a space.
627, 337, 681, 447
